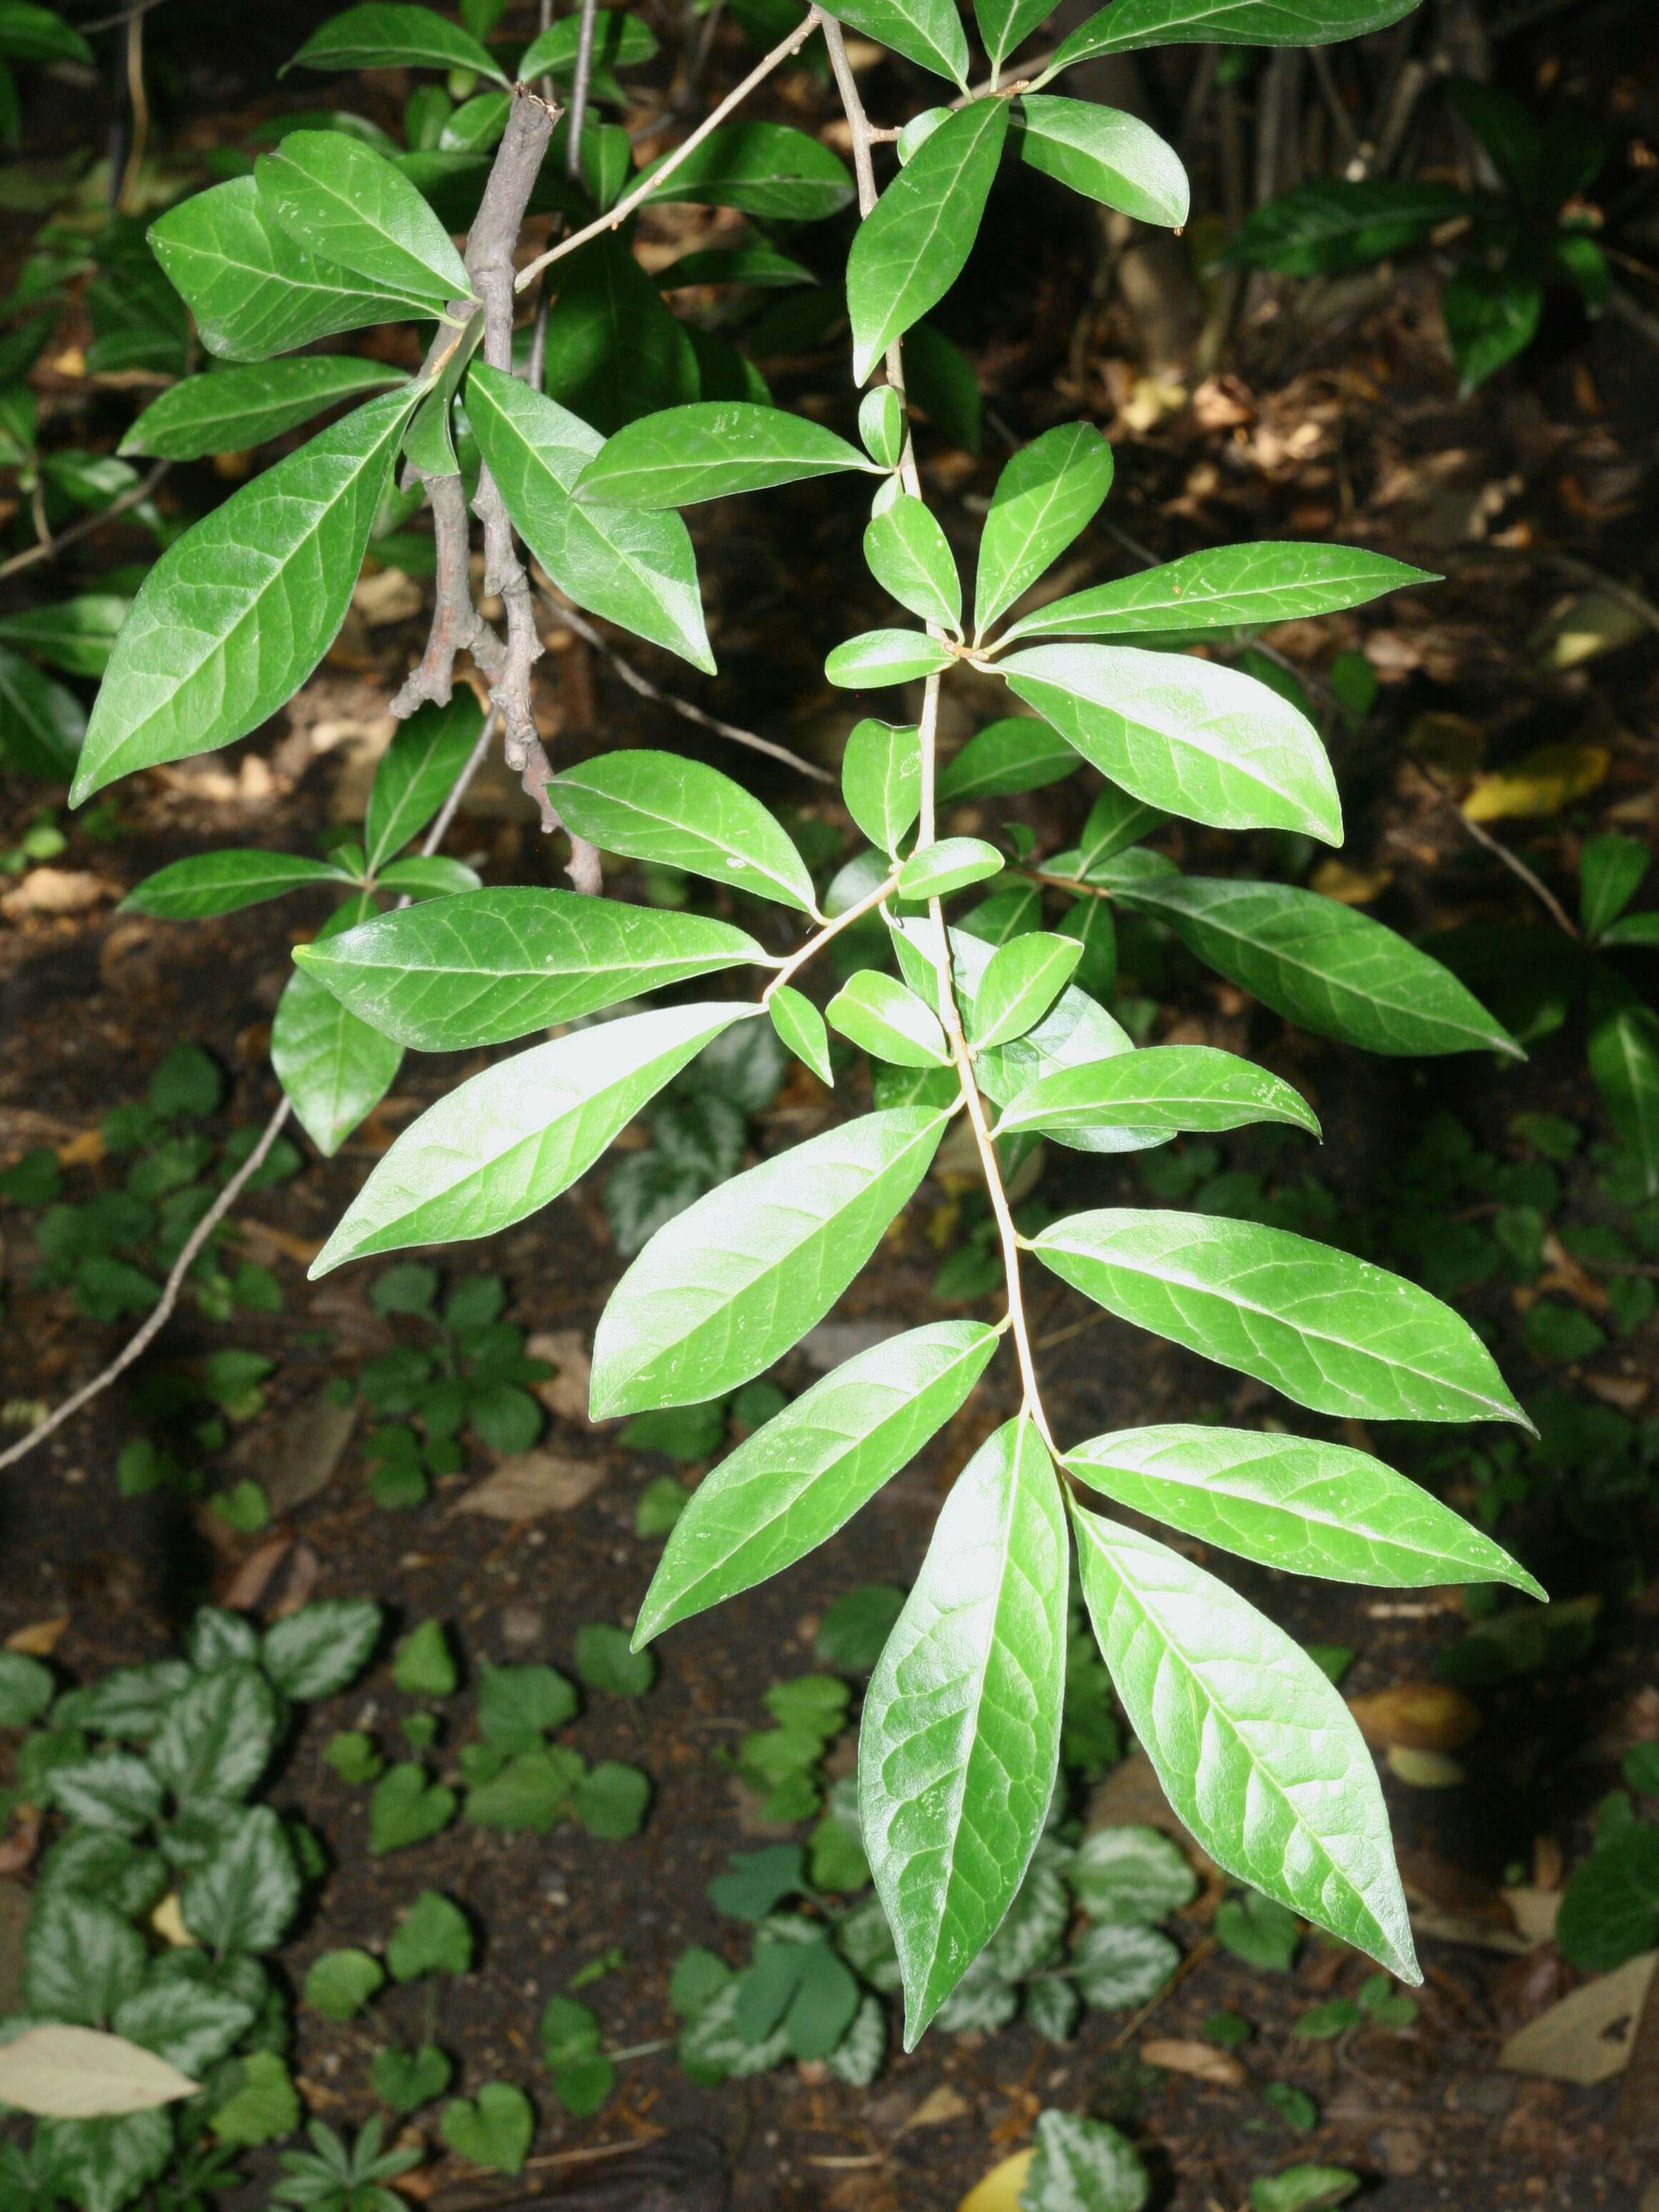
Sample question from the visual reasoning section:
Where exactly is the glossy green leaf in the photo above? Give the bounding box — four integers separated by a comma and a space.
842, 720, 921, 855
375, 855, 481, 899
936, 716, 1074, 802
847, 102, 1009, 384
1058, 895, 1116, 997
72, 388, 417, 804
312, 1003, 755, 1272
590, 1106, 950, 1416
574, 401, 877, 509
1000, 643, 1341, 841
976, 0, 1060, 71
998, 1043, 1318, 1143
274, 896, 404, 1157
1580, 831, 1649, 939
149, 179, 436, 361
1068, 1426, 1542, 1593
438, 92, 509, 152
0, 595, 127, 678
122, 359, 408, 462
1004, 543, 1435, 643
770, 985, 834, 1086
465, 362, 713, 671
858, 386, 904, 468
1588, 980, 1659, 1198
861, 1417, 1067, 2043
1600, 913, 1659, 949
1076, 783, 1165, 870
548, 750, 818, 913
365, 693, 485, 871
255, 132, 473, 308
658, 242, 816, 291
121, 851, 349, 920
1016, 97, 1188, 226
640, 121, 856, 221
1444, 270, 1541, 392
1071, 1505, 1417, 1980
897, 837, 1004, 900
540, 235, 700, 436
0, 646, 84, 776
826, 971, 949, 1067
635, 1323, 998, 1644
974, 423, 1115, 640
1044, 0, 1422, 78
821, 0, 969, 84
1115, 876, 1521, 1058
287, 4, 507, 82
1222, 179, 1474, 276
969, 932, 1083, 1049
400, 308, 482, 475
1034, 1210, 1529, 1426
825, 629, 954, 687
863, 495, 961, 633
293, 888, 763, 1050
518, 7, 658, 76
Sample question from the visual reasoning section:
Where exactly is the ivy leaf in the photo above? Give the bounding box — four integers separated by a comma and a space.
1044, 0, 1422, 77
826, 972, 950, 1067
573, 402, 878, 508
1066, 1426, 1543, 1593
287, 4, 508, 82
974, 423, 1115, 640
842, 720, 921, 854
177, 1807, 301, 1952
863, 496, 962, 633
273, 895, 404, 1157
297, 889, 762, 1057
1014, 98, 1189, 227
466, 362, 713, 671
590, 1106, 951, 1416
826, 628, 955, 687
121, 359, 409, 462
72, 388, 417, 802
365, 693, 484, 870
261, 1600, 382, 1699
861, 1416, 1067, 2045
996, 1043, 1319, 1144
1071, 1504, 1416, 1978
255, 134, 475, 309
311, 1004, 756, 1271
937, 715, 1074, 801
640, 120, 856, 220
636, 1322, 997, 1645
999, 643, 1342, 841
1005, 543, 1435, 643
548, 751, 818, 913
1034, 1210, 1529, 1426
820, 0, 969, 84
1114, 876, 1522, 1058
847, 102, 1009, 383
969, 933, 1084, 1050
120, 851, 351, 921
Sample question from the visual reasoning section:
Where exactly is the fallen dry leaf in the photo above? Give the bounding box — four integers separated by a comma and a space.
1350, 1682, 1481, 1752
5, 1619, 67, 1656
1309, 859, 1393, 905
1499, 1951, 1655, 2085
1532, 588, 1650, 671
352, 568, 422, 628
1463, 741, 1608, 823
1, 868, 109, 919
527, 1330, 592, 1426
901, 2085, 972, 2132
1141, 2038, 1246, 2087
265, 1391, 357, 1514
450, 1449, 605, 1520
956, 2149, 1034, 2212
0, 2025, 199, 2118
150, 1895, 192, 1947
1387, 1745, 1465, 1787
1501, 1886, 1562, 1946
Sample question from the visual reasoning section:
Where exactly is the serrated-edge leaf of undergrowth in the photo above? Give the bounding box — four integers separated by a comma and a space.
861, 1416, 1067, 2045
1069, 1504, 1418, 1982
634, 1320, 1001, 1646
590, 1107, 951, 1417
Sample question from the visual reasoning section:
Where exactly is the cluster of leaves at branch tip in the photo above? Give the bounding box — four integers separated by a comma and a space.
61, 0, 1575, 2054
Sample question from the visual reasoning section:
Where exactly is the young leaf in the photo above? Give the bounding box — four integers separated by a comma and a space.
573, 402, 878, 508
255, 133, 474, 309
897, 837, 1003, 899
999, 643, 1342, 841
1076, 783, 1165, 869
863, 496, 962, 634
969, 933, 1084, 1049
861, 1417, 1067, 2044
465, 362, 713, 671
1004, 543, 1435, 643
770, 986, 834, 1086
1033, 1210, 1530, 1426
1015, 98, 1189, 227
72, 389, 417, 804
826, 972, 950, 1067
635, 1323, 997, 1645
292, 888, 763, 1050
149, 179, 437, 361
120, 851, 350, 920
842, 720, 921, 854
547, 750, 818, 914
847, 101, 1009, 384
590, 1106, 951, 1416
1066, 1426, 1542, 1594
639, 120, 857, 221
1114, 876, 1521, 1058
287, 3, 508, 82
122, 359, 409, 463
1043, 0, 1422, 79
858, 386, 904, 468
1580, 831, 1649, 939
825, 630, 955, 687
365, 692, 485, 870
310, 1004, 756, 1272
820, 0, 969, 84
1070, 1504, 1417, 1982
996, 1043, 1319, 1142
974, 424, 1115, 641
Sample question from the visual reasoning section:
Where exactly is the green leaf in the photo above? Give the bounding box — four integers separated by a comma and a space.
0, 2, 93, 63
591, 1106, 950, 1416
1000, 643, 1340, 841
255, 132, 473, 311
969, 932, 1084, 1049
209, 2050, 300, 2147
288, 3, 507, 82
976, 0, 1060, 71
1223, 177, 1469, 277
0, 645, 84, 776
178, 1806, 301, 1952
540, 234, 699, 436
274, 895, 403, 1157
1580, 831, 1649, 939
821, 0, 968, 83
640, 119, 856, 220
863, 495, 962, 633
1035, 1210, 1527, 1426
372, 2044, 452, 2113
24, 1897, 147, 2026
842, 720, 921, 857
826, 628, 955, 686
369, 1762, 457, 1854
574, 1623, 655, 1699
1044, 0, 1422, 76
464, 1746, 583, 1831
262, 1599, 381, 1699
897, 836, 1004, 899
36, 2113, 174, 2212
938, 716, 1074, 801
466, 362, 713, 671
122, 850, 349, 920
0, 1649, 54, 1727
478, 1661, 578, 1749
548, 750, 818, 912
1588, 979, 1659, 1198
0, 593, 128, 678
1115, 876, 1522, 1059
974, 424, 1115, 641
151, 1665, 278, 1802
1068, 1824, 1197, 1925
312, 1003, 755, 1271
113, 1980, 256, 2073
571, 1759, 651, 1837
376, 854, 480, 899
394, 1618, 457, 1696
1023, 2110, 1149, 2212
364, 693, 484, 871
1249, 2168, 1360, 2212
1071, 1506, 1415, 1983
296, 889, 760, 1052
861, 1416, 1067, 2044
304, 1947, 385, 2020
997, 1042, 1319, 1143
387, 1890, 473, 1980
73, 390, 415, 803
149, 179, 437, 361
1066, 1425, 1542, 1593
858, 386, 904, 468
1004, 542, 1435, 644
1217, 1889, 1299, 1970
848, 101, 1009, 383
575, 402, 876, 508
440, 2083, 533, 2175
47, 1754, 164, 1835
120, 360, 407, 463
1443, 267, 1541, 392
1015, 97, 1187, 227
826, 971, 949, 1067
1556, 1828, 1659, 1971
